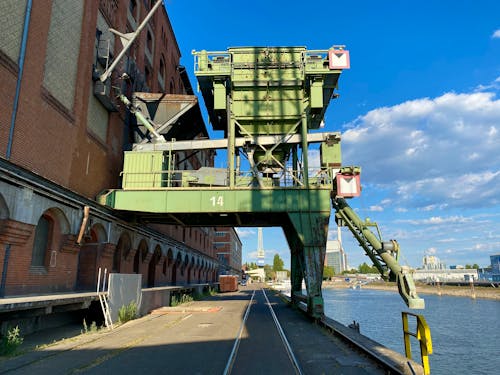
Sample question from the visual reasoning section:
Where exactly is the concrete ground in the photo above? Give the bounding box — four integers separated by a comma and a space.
1, 285, 416, 374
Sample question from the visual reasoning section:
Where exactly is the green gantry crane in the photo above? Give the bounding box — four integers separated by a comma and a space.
98, 46, 423, 317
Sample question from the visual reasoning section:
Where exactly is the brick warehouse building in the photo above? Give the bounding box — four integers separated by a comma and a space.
0, 0, 241, 298
214, 228, 243, 274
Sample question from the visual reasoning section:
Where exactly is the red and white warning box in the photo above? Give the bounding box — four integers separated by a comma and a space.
329, 48, 350, 70
336, 173, 360, 197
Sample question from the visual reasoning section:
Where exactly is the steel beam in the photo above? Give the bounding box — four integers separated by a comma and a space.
132, 132, 341, 152
98, 187, 332, 215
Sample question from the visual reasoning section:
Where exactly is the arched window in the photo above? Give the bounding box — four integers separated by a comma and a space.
159, 57, 165, 77
145, 65, 151, 88
158, 55, 165, 90
31, 214, 53, 267
146, 31, 153, 54
114, 232, 131, 272
129, 0, 137, 21
134, 239, 148, 273
0, 193, 9, 233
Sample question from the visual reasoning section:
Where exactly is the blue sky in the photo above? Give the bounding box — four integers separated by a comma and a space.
166, 0, 500, 269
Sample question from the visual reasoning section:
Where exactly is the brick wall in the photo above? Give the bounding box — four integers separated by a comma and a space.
0, 1, 220, 296
0, 0, 184, 198
0, 220, 80, 295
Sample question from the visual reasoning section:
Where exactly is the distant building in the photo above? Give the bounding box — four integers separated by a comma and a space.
491, 254, 500, 273
213, 228, 242, 274
413, 269, 478, 282
422, 255, 446, 270
325, 228, 347, 275
479, 254, 500, 282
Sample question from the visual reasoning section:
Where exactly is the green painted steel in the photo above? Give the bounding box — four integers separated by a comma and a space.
194, 47, 342, 133
99, 187, 332, 215
122, 151, 167, 189
98, 45, 424, 317
333, 197, 425, 309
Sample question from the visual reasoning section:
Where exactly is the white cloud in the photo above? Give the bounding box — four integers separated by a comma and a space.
235, 228, 256, 238
397, 215, 471, 225
308, 149, 321, 168
492, 29, 500, 39
437, 238, 458, 243
420, 204, 438, 211
342, 90, 500, 209
425, 247, 437, 255
475, 77, 500, 92
369, 205, 383, 212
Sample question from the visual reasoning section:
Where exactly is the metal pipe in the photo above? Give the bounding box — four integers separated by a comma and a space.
77, 206, 90, 244
119, 95, 165, 142
301, 113, 309, 186
227, 93, 235, 188
100, 0, 164, 82
6, 0, 33, 159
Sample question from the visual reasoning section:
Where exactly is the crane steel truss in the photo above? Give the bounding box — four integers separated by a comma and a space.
98, 46, 423, 317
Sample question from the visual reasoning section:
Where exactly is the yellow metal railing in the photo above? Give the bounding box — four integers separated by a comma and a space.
402, 312, 433, 374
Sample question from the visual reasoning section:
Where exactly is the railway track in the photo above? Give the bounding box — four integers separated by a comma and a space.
224, 287, 303, 375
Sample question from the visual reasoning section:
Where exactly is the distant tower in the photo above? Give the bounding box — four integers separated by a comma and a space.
257, 227, 265, 267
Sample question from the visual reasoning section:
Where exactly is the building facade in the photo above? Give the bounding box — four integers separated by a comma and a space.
0, 0, 231, 297
413, 269, 478, 282
213, 228, 242, 274
325, 239, 347, 275
478, 254, 500, 282
422, 255, 446, 270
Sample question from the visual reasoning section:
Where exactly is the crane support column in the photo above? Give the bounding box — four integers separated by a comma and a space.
287, 212, 329, 317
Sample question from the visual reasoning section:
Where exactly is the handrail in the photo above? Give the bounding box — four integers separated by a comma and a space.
402, 311, 433, 375
121, 168, 334, 189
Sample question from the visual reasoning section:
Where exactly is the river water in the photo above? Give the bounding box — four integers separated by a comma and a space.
322, 288, 500, 375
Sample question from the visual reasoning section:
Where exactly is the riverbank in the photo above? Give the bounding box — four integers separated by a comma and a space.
323, 281, 500, 301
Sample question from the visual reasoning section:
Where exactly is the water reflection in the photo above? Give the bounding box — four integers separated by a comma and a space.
323, 288, 500, 375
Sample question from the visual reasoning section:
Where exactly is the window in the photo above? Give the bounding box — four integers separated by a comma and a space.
129, 0, 137, 18
158, 55, 165, 90
147, 31, 153, 53
145, 26, 154, 66
43, 0, 84, 113
134, 240, 148, 273
31, 215, 53, 267
145, 65, 151, 88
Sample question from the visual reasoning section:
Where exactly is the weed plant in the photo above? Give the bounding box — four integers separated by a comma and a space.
0, 326, 23, 356
118, 301, 137, 323
170, 293, 193, 306
81, 319, 99, 334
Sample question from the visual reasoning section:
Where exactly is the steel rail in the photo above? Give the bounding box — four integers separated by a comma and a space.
262, 288, 304, 375
223, 289, 256, 375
